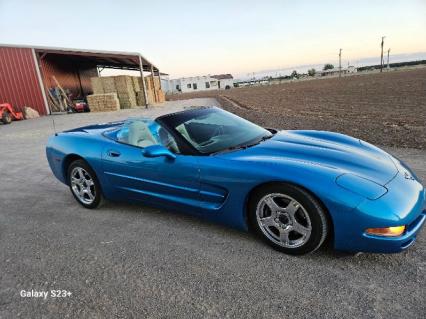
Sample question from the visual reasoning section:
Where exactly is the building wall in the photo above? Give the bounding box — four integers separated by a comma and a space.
167, 76, 234, 93
180, 77, 219, 93
168, 79, 180, 93
160, 75, 170, 93
168, 76, 219, 93
0, 47, 47, 115
218, 78, 234, 89
39, 54, 98, 99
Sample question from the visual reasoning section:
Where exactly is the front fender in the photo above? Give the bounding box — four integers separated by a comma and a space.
202, 156, 366, 230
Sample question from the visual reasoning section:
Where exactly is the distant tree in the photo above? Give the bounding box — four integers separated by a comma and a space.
308, 68, 316, 76
323, 63, 334, 70
290, 70, 299, 79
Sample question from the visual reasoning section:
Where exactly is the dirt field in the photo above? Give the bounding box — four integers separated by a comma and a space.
167, 68, 426, 149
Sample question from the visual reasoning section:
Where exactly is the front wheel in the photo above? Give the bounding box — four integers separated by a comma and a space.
248, 183, 329, 255
2, 111, 12, 124
67, 159, 103, 209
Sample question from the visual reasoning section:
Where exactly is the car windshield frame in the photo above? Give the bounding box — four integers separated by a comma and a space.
156, 107, 273, 155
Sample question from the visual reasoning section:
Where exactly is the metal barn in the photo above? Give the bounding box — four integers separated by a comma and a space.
0, 44, 161, 115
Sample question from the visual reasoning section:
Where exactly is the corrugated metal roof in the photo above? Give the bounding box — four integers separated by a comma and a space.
0, 43, 158, 72
211, 74, 234, 80
0, 47, 47, 115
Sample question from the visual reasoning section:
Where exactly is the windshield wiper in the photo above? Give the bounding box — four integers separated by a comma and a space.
211, 134, 274, 155
210, 143, 249, 155
242, 134, 273, 148
260, 134, 273, 142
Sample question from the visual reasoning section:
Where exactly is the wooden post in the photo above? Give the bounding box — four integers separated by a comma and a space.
157, 70, 162, 90
339, 48, 342, 78
151, 65, 158, 103
138, 55, 148, 108
52, 75, 73, 109
31, 48, 50, 115
381, 37, 385, 71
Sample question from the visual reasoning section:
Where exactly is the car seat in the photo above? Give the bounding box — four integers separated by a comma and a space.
128, 120, 156, 147
159, 127, 179, 153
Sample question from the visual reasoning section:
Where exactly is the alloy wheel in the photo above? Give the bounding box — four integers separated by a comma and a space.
256, 193, 312, 248
70, 167, 96, 205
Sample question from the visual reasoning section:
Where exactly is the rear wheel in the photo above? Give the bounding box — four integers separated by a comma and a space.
67, 160, 103, 209
248, 183, 328, 255
2, 111, 12, 124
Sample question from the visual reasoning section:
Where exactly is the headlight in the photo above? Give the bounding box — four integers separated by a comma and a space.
336, 173, 388, 200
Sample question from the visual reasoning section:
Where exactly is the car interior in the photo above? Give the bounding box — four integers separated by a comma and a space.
111, 119, 180, 153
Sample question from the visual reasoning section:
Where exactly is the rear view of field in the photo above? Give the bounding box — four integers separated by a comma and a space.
168, 68, 426, 149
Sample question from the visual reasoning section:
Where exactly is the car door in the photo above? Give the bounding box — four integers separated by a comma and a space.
101, 120, 201, 211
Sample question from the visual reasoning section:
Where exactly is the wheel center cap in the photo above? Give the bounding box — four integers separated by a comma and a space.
277, 213, 291, 226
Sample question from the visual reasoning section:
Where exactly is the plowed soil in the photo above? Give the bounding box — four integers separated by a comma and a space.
167, 68, 426, 149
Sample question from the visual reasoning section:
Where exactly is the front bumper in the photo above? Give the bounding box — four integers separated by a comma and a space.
333, 171, 426, 253
361, 211, 426, 252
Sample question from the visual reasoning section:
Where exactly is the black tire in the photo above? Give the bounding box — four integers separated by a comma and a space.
67, 159, 103, 209
2, 111, 12, 124
248, 183, 328, 255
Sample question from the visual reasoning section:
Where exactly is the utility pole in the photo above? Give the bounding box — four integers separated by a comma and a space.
380, 36, 385, 72
339, 48, 342, 78
387, 48, 391, 69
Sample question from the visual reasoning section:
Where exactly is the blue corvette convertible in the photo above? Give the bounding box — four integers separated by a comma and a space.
46, 106, 426, 255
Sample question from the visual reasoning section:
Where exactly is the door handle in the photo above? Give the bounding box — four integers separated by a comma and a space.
107, 150, 121, 157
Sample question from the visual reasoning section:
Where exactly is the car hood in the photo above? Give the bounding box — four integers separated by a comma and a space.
220, 130, 398, 186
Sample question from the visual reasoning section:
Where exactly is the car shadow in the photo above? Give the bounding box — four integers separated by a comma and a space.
97, 199, 416, 265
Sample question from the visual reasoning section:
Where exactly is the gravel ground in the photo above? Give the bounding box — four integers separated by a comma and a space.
0, 98, 425, 318
168, 68, 426, 149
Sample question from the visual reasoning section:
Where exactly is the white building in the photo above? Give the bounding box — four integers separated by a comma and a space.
160, 73, 170, 92
211, 74, 234, 90
168, 74, 234, 93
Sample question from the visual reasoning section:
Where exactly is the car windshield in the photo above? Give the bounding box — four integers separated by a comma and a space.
157, 107, 272, 154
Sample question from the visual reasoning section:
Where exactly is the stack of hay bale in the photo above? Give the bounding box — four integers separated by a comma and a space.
114, 75, 137, 109
144, 75, 165, 104
132, 77, 146, 106
87, 75, 164, 111
91, 77, 104, 94
144, 76, 155, 105
86, 93, 120, 112
101, 77, 117, 94
87, 77, 119, 112
157, 89, 165, 103
132, 77, 141, 92
136, 91, 146, 106
129, 75, 165, 105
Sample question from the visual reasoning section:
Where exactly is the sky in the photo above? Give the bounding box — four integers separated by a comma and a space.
0, 0, 425, 79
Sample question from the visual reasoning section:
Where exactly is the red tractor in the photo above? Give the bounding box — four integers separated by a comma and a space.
0, 103, 25, 124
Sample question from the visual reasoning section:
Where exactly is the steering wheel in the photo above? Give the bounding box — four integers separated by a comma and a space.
198, 135, 221, 147
197, 126, 225, 147
213, 125, 224, 136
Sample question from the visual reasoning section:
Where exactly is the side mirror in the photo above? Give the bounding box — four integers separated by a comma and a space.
142, 145, 176, 160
